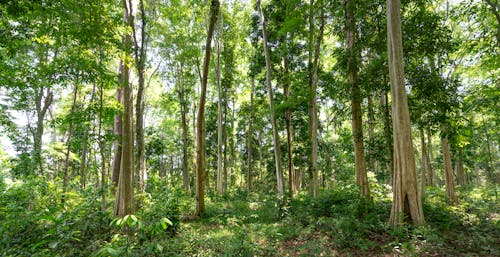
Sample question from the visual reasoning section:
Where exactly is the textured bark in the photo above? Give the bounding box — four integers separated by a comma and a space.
196, 0, 219, 216
257, 0, 284, 195
132, 0, 148, 193
441, 132, 459, 205
345, 0, 370, 199
62, 83, 79, 204
308, 0, 325, 198
387, 0, 424, 227
114, 0, 135, 217
247, 78, 255, 192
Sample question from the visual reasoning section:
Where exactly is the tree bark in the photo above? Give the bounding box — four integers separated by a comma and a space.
387, 0, 424, 227
257, 0, 284, 195
345, 0, 371, 199
196, 0, 219, 216
427, 128, 435, 186
381, 90, 394, 183
98, 81, 107, 211
283, 55, 294, 197
455, 149, 465, 186
441, 130, 459, 205
114, 0, 135, 217
368, 94, 377, 173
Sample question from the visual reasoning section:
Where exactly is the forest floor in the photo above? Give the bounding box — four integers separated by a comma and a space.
161, 187, 500, 257
1, 178, 499, 256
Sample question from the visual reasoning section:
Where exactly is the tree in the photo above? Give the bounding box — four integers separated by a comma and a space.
114, 0, 135, 217
344, 0, 371, 200
387, 0, 424, 227
257, 0, 284, 195
195, 0, 220, 216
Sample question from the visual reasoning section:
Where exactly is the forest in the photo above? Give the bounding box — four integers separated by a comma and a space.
0, 0, 498, 256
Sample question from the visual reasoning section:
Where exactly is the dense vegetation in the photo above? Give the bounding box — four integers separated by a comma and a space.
0, 0, 498, 256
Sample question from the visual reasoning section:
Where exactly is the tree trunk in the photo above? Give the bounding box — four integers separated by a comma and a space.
441, 130, 459, 205
368, 94, 377, 173
62, 83, 79, 204
111, 85, 123, 190
346, 0, 370, 199
196, 0, 219, 216
178, 65, 191, 193
427, 128, 435, 186
257, 0, 284, 195
216, 35, 224, 195
98, 82, 107, 211
308, 0, 325, 198
247, 77, 255, 192
381, 90, 394, 183
284, 57, 294, 197
80, 85, 96, 189
114, 0, 135, 217
387, 0, 424, 227
419, 128, 428, 198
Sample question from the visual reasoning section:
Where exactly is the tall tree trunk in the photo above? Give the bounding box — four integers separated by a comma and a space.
80, 85, 97, 189
196, 0, 219, 216
427, 128, 434, 186
247, 77, 255, 192
387, 0, 424, 227
284, 56, 294, 197
345, 0, 370, 199
441, 129, 459, 205
62, 83, 79, 204
178, 65, 191, 193
216, 36, 224, 195
381, 90, 394, 182
368, 94, 377, 173
419, 128, 428, 198
98, 81, 107, 211
257, 0, 284, 195
111, 86, 123, 190
114, 0, 135, 217
132, 0, 148, 194
308, 0, 325, 198
33, 89, 53, 175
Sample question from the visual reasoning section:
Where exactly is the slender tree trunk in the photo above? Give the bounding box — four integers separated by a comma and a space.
308, 0, 325, 198
98, 81, 107, 211
368, 94, 376, 173
196, 0, 219, 216
427, 128, 434, 186
114, 0, 135, 217
216, 36, 224, 195
441, 129, 459, 205
112, 85, 123, 190
381, 90, 394, 182
257, 0, 284, 195
247, 78, 255, 192
80, 85, 96, 189
62, 83, 79, 204
133, 0, 148, 194
345, 0, 370, 199
178, 65, 191, 193
419, 128, 428, 198
387, 0, 424, 227
284, 59, 294, 197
